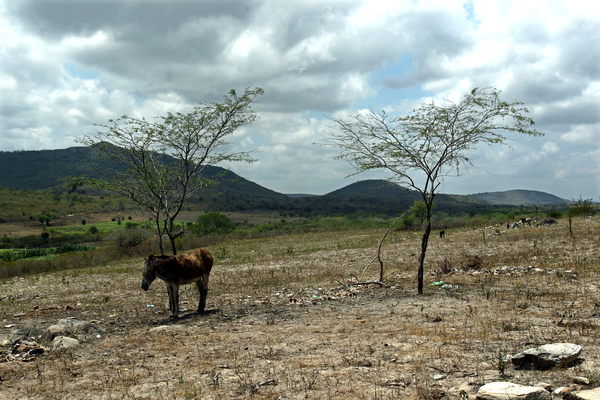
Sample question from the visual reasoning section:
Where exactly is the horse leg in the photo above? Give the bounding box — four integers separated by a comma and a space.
167, 285, 179, 319
196, 273, 209, 314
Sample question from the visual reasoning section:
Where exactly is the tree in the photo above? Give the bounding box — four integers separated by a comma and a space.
192, 212, 236, 236
329, 87, 543, 293
567, 197, 596, 238
79, 87, 263, 255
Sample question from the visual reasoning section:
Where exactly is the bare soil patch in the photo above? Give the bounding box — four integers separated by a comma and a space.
1, 217, 599, 399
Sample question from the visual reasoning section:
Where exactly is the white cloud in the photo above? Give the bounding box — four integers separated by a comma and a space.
0, 0, 598, 199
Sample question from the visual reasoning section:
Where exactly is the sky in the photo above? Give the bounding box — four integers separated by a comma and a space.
0, 0, 598, 199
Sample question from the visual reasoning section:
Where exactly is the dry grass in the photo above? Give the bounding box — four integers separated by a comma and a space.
0, 217, 599, 399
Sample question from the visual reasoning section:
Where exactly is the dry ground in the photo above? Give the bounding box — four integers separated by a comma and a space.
1, 217, 599, 399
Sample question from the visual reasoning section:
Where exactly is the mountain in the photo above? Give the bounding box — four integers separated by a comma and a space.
468, 190, 569, 206
0, 146, 288, 210
0, 146, 569, 216
304, 180, 490, 215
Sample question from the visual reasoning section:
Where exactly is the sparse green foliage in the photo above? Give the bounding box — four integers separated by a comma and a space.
568, 197, 595, 217
113, 227, 150, 249
79, 87, 263, 255
329, 87, 543, 294
567, 197, 595, 238
35, 211, 54, 227
192, 212, 236, 236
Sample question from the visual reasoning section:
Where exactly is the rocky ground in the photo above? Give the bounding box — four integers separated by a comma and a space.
1, 217, 599, 399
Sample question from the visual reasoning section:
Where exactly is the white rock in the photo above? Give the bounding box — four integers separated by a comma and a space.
573, 377, 591, 385
511, 343, 582, 370
148, 324, 185, 333
535, 382, 552, 391
51, 336, 80, 350
476, 382, 551, 400
566, 387, 600, 400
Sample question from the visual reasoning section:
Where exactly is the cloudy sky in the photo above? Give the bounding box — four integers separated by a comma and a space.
1, 0, 598, 199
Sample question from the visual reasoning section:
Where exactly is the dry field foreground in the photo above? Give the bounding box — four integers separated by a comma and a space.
1, 217, 599, 399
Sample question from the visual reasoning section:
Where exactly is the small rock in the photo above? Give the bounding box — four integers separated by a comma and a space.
51, 336, 80, 350
573, 377, 590, 385
511, 343, 582, 370
476, 382, 551, 400
555, 387, 574, 396
565, 387, 600, 400
0, 335, 11, 347
148, 324, 185, 333
535, 382, 552, 391
43, 319, 104, 341
432, 374, 446, 380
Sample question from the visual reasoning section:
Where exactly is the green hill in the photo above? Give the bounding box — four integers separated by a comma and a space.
0, 146, 569, 217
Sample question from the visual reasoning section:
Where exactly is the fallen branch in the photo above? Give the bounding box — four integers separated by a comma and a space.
359, 210, 410, 282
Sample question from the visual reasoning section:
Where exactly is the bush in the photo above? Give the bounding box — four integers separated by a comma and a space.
113, 228, 150, 249
125, 222, 138, 229
192, 213, 236, 236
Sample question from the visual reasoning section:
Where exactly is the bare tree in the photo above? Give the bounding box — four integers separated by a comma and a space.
80, 87, 263, 255
329, 87, 543, 294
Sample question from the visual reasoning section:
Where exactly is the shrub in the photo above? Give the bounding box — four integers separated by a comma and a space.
55, 244, 95, 253
89, 226, 99, 234
125, 221, 138, 229
113, 228, 149, 249
192, 213, 236, 236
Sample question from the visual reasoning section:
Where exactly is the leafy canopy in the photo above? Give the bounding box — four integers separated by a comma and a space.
329, 87, 543, 198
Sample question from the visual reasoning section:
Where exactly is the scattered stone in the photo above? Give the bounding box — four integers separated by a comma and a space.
43, 318, 104, 341
511, 343, 582, 370
573, 377, 591, 385
148, 324, 185, 333
535, 382, 552, 391
432, 374, 446, 380
51, 336, 80, 350
565, 387, 600, 400
555, 387, 575, 396
476, 382, 551, 400
8, 339, 47, 362
15, 327, 43, 340
0, 335, 11, 347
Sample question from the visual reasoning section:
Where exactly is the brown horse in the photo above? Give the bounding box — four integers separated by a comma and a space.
141, 248, 213, 319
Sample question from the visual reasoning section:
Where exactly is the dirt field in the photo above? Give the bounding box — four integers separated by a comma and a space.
1, 217, 599, 399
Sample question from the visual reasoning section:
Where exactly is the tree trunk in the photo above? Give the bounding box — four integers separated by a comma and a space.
417, 205, 433, 295
169, 234, 177, 255
155, 219, 165, 255
568, 216, 573, 238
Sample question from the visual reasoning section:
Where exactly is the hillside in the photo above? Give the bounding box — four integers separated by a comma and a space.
0, 146, 288, 211
468, 189, 568, 206
0, 146, 569, 216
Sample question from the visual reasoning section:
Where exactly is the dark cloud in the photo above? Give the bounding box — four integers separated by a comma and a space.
8, 0, 258, 38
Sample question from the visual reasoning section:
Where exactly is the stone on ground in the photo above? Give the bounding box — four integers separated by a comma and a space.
565, 387, 600, 400
51, 336, 80, 350
511, 343, 582, 370
476, 382, 551, 400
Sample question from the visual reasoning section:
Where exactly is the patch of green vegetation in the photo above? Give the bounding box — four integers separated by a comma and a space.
0, 244, 96, 262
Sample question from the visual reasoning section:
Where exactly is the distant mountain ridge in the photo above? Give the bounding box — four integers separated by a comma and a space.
468, 189, 568, 206
0, 146, 569, 214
